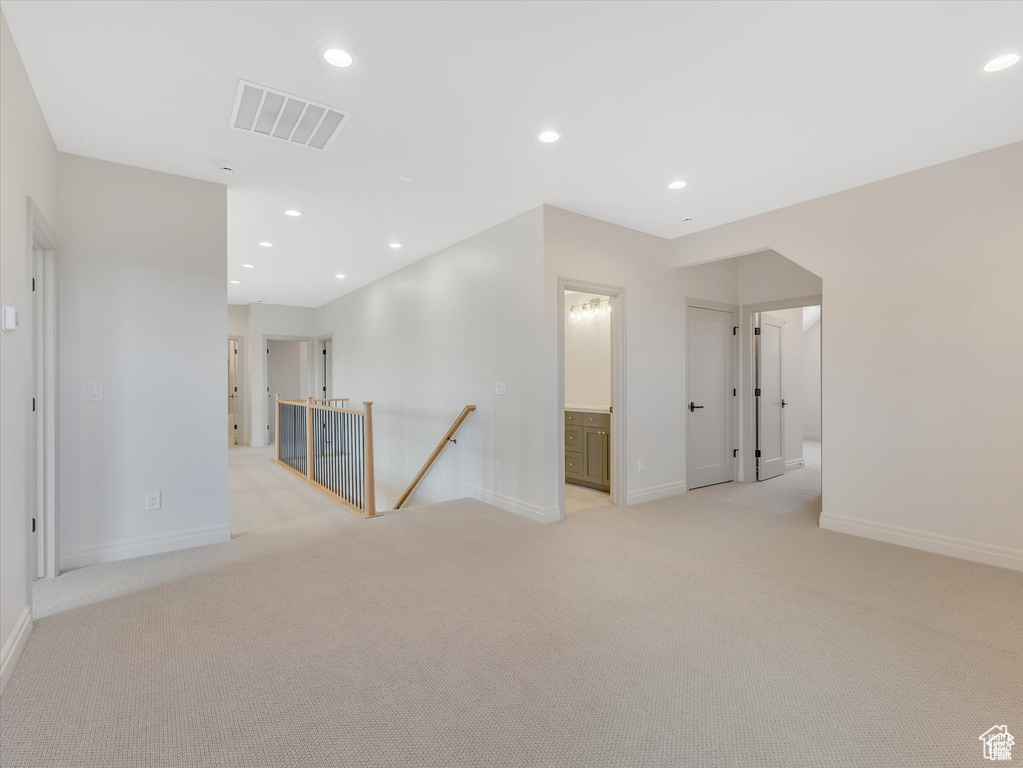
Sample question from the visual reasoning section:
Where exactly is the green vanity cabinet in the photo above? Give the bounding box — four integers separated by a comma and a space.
565, 411, 610, 492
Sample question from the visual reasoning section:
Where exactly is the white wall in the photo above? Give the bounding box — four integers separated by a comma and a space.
543, 206, 739, 509
316, 208, 547, 516
803, 317, 822, 439
564, 292, 611, 411
57, 153, 229, 568
0, 8, 58, 690
246, 303, 315, 446
738, 249, 822, 306
672, 142, 1023, 570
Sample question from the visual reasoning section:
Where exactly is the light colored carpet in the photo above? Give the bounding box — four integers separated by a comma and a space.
1, 444, 1021, 767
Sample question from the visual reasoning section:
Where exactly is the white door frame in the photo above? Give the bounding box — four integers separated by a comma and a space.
556, 277, 625, 519
261, 334, 315, 442
684, 299, 739, 488
26, 199, 59, 579
227, 335, 246, 445
739, 295, 822, 483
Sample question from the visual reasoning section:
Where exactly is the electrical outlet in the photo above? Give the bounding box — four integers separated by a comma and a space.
638, 458, 646, 471
495, 381, 507, 396
145, 491, 161, 511
87, 382, 103, 401
496, 460, 502, 476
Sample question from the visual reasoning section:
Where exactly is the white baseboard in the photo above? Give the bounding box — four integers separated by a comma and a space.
1, 606, 32, 694
803, 432, 822, 441
786, 458, 805, 470
819, 513, 1023, 572
469, 487, 560, 523
61, 524, 232, 569
627, 480, 687, 506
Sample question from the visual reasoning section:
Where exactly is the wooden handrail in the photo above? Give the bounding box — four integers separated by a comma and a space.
394, 405, 477, 509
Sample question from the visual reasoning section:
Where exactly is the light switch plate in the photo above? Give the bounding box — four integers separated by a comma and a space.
145, 491, 161, 511
638, 458, 646, 471
495, 381, 507, 396
1, 305, 19, 333
87, 382, 103, 401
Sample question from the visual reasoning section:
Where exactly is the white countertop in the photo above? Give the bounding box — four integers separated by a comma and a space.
564, 405, 611, 414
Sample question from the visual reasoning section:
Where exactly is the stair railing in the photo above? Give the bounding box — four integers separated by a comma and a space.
394, 405, 476, 509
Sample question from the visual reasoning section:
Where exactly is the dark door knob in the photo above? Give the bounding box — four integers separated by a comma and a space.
689, 402, 704, 412
781, 399, 787, 408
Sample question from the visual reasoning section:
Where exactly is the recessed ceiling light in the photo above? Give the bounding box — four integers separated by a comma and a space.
397, 175, 415, 184
229, 280, 241, 284
320, 46, 355, 68
335, 274, 346, 279
537, 130, 561, 143
284, 209, 302, 217
668, 180, 687, 190
984, 53, 1020, 72
258, 242, 273, 247
389, 242, 402, 249
241, 264, 255, 269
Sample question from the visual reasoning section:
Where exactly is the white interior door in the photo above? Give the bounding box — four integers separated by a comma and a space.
319, 338, 332, 398
266, 340, 303, 444
228, 339, 239, 445
686, 306, 736, 489
755, 313, 785, 481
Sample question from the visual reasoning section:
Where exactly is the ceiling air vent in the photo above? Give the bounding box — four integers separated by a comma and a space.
230, 80, 349, 151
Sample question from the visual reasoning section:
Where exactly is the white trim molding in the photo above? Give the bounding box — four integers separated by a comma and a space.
626, 481, 687, 506
819, 513, 1023, 572
469, 487, 560, 523
785, 458, 805, 471
1, 606, 33, 693
61, 524, 231, 569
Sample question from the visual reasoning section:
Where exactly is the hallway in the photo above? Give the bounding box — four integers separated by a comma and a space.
3, 452, 1021, 767
228, 445, 345, 537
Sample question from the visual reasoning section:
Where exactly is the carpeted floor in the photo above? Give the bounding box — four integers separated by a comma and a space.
1, 442, 1020, 767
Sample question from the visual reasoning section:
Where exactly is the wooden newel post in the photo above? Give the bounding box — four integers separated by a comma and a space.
305, 396, 314, 481
363, 402, 376, 516
274, 394, 281, 462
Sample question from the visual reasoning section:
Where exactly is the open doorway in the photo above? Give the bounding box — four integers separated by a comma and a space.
27, 202, 59, 579
265, 339, 309, 445
744, 302, 821, 486
227, 338, 240, 446
317, 335, 332, 399
561, 286, 619, 514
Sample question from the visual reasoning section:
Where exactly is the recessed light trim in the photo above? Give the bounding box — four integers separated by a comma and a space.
335, 274, 346, 279
258, 242, 273, 247
668, 180, 688, 190
389, 242, 402, 249
229, 280, 241, 284
537, 130, 561, 143
284, 209, 302, 217
319, 45, 356, 68
241, 264, 255, 269
984, 53, 1020, 72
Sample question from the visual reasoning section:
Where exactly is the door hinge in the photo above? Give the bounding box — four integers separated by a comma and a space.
754, 327, 761, 335
32, 518, 36, 533
755, 449, 762, 458
234, 386, 237, 392
732, 326, 737, 335
755, 388, 761, 396
267, 348, 270, 354
32, 278, 36, 292
322, 349, 326, 355
733, 449, 738, 458
733, 388, 736, 397
32, 397, 36, 412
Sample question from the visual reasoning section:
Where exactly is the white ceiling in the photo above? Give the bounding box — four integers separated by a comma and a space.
4, 0, 1021, 307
